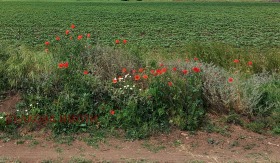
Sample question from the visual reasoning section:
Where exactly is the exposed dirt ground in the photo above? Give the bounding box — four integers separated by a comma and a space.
0, 93, 280, 163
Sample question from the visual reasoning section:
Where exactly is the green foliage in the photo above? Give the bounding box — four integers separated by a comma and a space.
200, 63, 240, 113
246, 121, 266, 134
1, 2, 280, 49
4, 45, 54, 90
186, 42, 280, 74
225, 112, 243, 126
0, 26, 207, 138
241, 73, 279, 116
1, 1, 279, 137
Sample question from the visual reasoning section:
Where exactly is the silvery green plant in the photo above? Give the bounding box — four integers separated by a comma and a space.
199, 63, 240, 113
240, 72, 278, 116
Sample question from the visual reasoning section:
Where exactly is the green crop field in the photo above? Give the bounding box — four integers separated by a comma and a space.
1, 1, 280, 51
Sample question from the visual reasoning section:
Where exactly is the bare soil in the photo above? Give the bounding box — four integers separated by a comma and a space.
0, 94, 280, 163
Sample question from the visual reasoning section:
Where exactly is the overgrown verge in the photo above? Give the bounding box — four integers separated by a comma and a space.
0, 25, 279, 139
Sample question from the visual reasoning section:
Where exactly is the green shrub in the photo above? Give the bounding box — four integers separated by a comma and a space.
108, 61, 205, 138
4, 45, 54, 90
1, 26, 207, 138
241, 72, 279, 117
200, 63, 241, 113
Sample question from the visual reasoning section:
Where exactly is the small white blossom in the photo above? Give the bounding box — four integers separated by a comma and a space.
127, 85, 129, 87
0, 117, 3, 119
133, 85, 135, 87
130, 88, 133, 90
17, 110, 19, 112
25, 110, 28, 112
30, 104, 32, 107
139, 89, 142, 91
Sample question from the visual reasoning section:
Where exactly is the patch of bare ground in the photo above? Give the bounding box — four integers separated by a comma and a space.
0, 125, 279, 163
0, 91, 21, 114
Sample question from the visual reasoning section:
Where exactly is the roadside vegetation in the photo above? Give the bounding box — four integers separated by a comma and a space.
0, 1, 279, 140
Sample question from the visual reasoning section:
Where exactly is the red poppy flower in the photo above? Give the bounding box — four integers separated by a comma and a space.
87, 33, 90, 38
234, 59, 239, 63
132, 69, 136, 74
71, 24, 75, 29
65, 30, 70, 35
156, 69, 162, 75
192, 67, 200, 73
64, 62, 69, 68
139, 68, 144, 73
123, 39, 127, 44
228, 77, 233, 83
55, 36, 60, 41
115, 39, 120, 44
248, 61, 253, 66
58, 63, 64, 68
134, 75, 140, 81
112, 78, 117, 84
77, 35, 83, 40
172, 67, 177, 71
150, 70, 155, 74
110, 110, 115, 115
122, 68, 127, 73
168, 81, 173, 87
161, 67, 167, 73
142, 74, 148, 79
84, 70, 89, 75
182, 69, 188, 74
45, 41, 50, 46
194, 57, 199, 61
